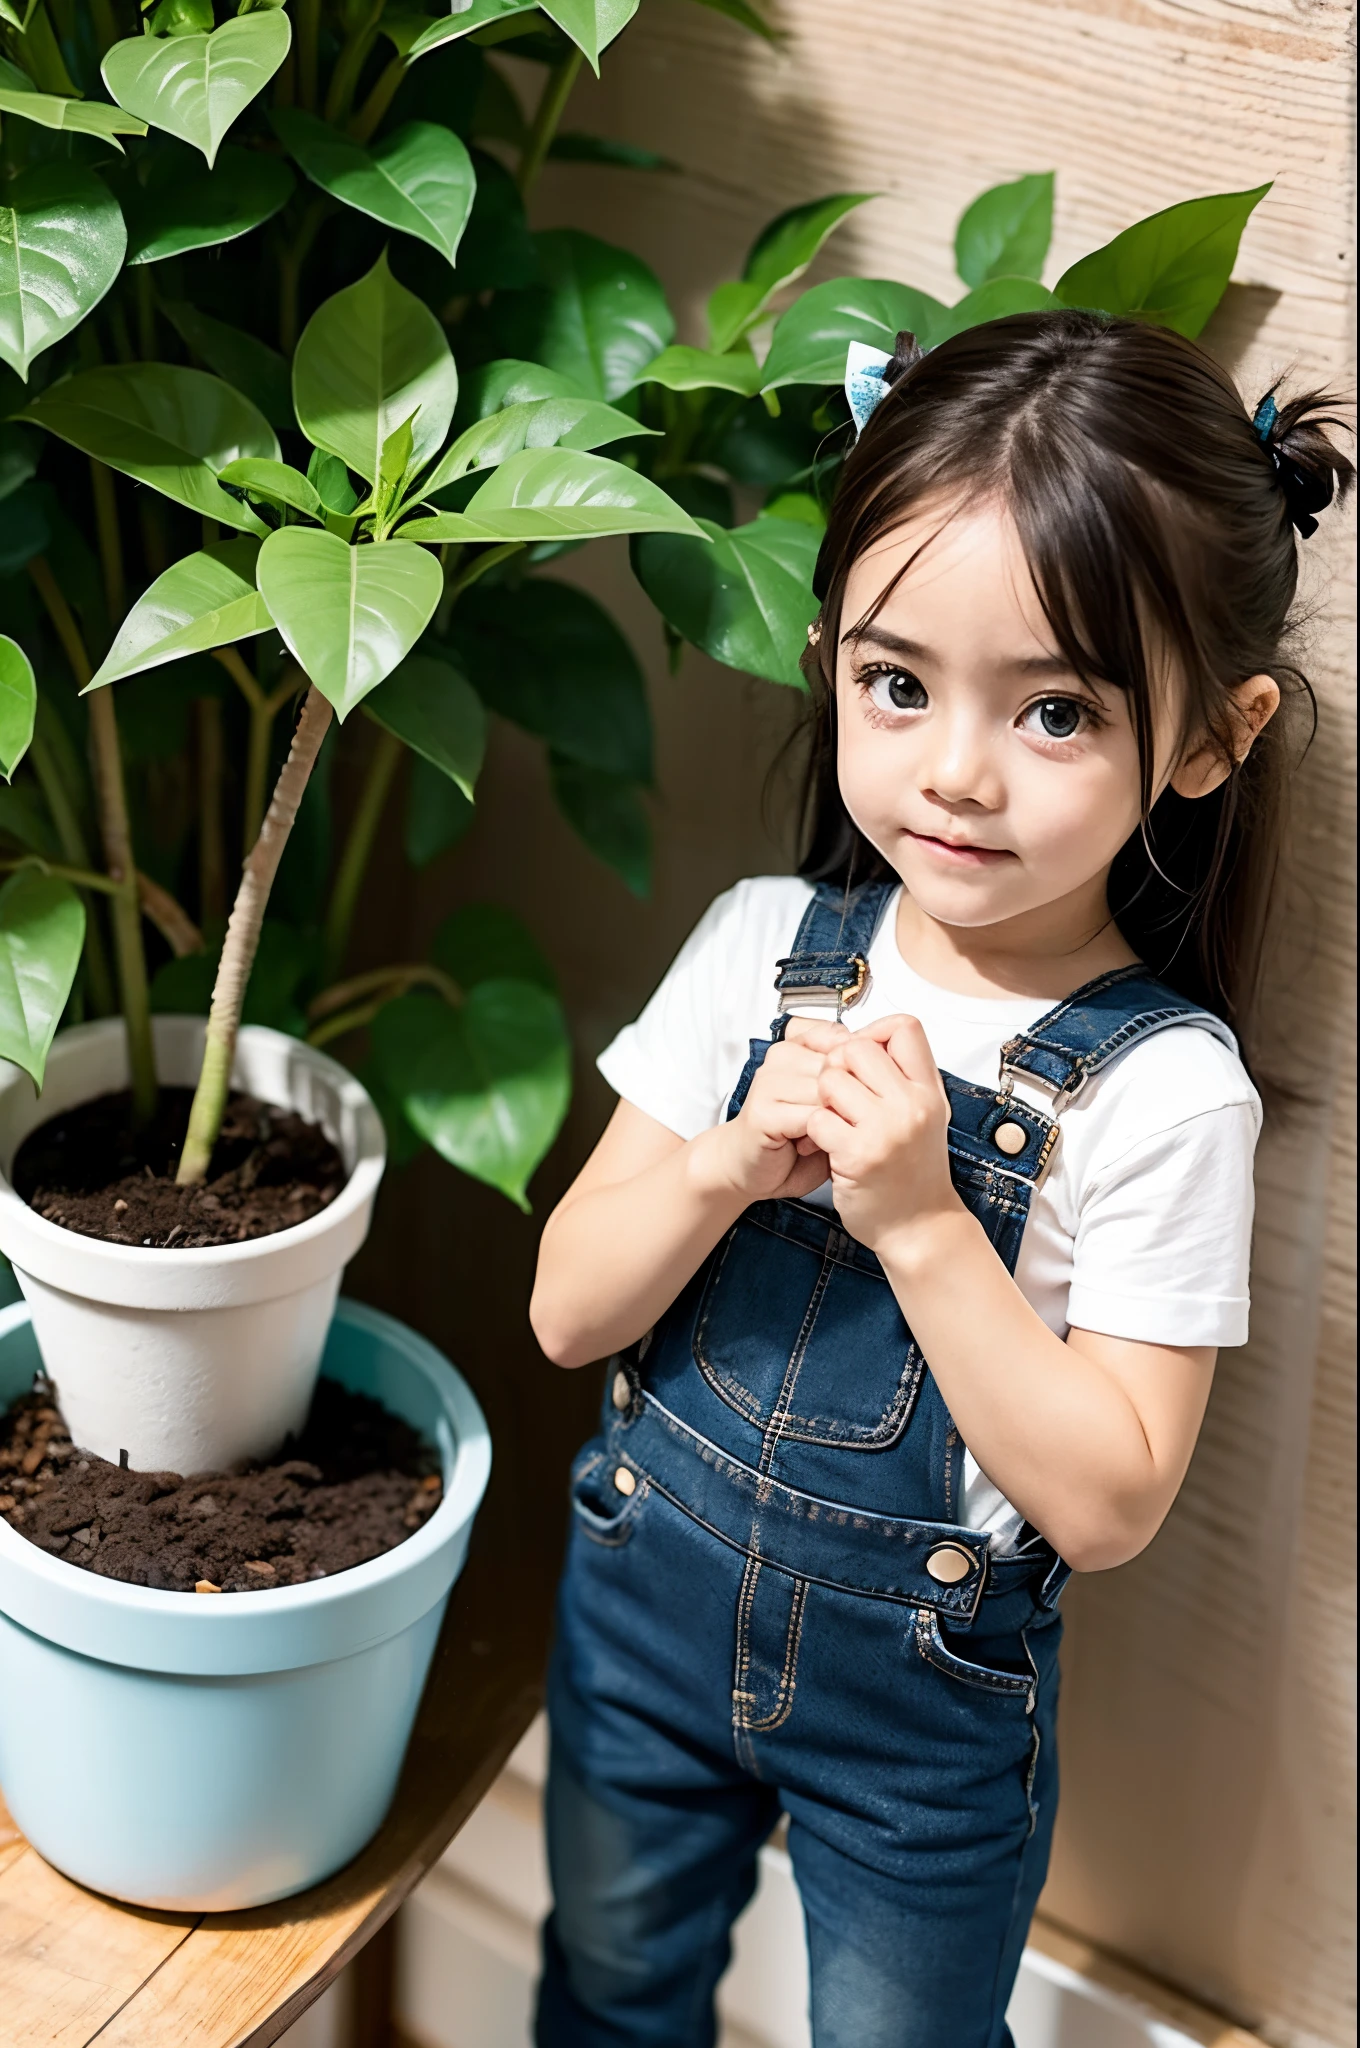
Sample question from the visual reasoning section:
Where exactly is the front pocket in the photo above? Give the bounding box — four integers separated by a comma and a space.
914, 1607, 1035, 1704
569, 1451, 646, 1547
693, 1212, 924, 1447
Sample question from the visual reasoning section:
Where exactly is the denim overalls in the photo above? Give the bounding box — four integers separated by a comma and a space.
538, 881, 1234, 2048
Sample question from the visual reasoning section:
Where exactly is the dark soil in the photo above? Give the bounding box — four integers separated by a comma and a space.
12, 1087, 347, 1249
0, 1377, 442, 1593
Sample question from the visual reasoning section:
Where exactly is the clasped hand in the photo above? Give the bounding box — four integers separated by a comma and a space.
719, 1013, 960, 1252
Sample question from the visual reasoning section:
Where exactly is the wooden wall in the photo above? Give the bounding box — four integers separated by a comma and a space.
354, 4, 1356, 2043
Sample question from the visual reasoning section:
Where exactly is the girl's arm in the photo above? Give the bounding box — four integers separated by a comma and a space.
807, 1017, 1216, 1573
530, 1020, 846, 1369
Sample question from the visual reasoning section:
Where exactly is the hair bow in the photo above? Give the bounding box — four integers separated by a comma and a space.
844, 342, 895, 437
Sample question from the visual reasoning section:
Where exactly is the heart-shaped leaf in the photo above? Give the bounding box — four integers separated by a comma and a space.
370, 980, 570, 1208
102, 8, 292, 167
408, 0, 537, 62
256, 528, 442, 719
630, 343, 762, 395
406, 758, 473, 869
0, 164, 126, 382
492, 228, 674, 402
118, 142, 294, 264
0, 635, 36, 779
707, 193, 873, 353
0, 83, 147, 148
445, 575, 651, 780
955, 173, 1055, 290
402, 448, 705, 545
464, 358, 593, 417
160, 301, 294, 430
760, 278, 948, 391
538, 0, 639, 70
24, 365, 278, 533
633, 511, 819, 687
937, 276, 1058, 340
88, 538, 272, 689
294, 252, 457, 484
273, 110, 476, 269
550, 754, 650, 895
365, 653, 486, 798
418, 395, 653, 496
431, 903, 556, 992
0, 868, 86, 1089
1055, 184, 1271, 339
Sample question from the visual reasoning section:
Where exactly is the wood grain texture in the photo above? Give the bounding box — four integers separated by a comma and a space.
498, 6, 1352, 2044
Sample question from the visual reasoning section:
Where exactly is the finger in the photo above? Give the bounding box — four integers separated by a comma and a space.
804, 1106, 847, 1156
782, 1016, 852, 1052
833, 1035, 908, 1095
817, 1066, 879, 1125
794, 1134, 822, 1155
882, 1013, 945, 1092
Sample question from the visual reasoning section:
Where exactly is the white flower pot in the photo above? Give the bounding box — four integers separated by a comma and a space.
0, 1017, 385, 1475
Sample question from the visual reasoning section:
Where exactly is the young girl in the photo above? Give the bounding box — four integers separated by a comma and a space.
528, 311, 1352, 2048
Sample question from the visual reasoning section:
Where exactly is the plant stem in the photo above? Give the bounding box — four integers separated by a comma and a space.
323, 0, 384, 127
277, 199, 328, 355
27, 558, 157, 1121
0, 857, 120, 893
177, 687, 334, 1185
517, 46, 584, 197
297, 0, 320, 111
137, 872, 203, 958
448, 540, 525, 603
214, 647, 299, 855
349, 53, 404, 143
305, 994, 393, 1049
321, 725, 403, 981
89, 460, 124, 623
197, 696, 226, 923
309, 960, 461, 1020
29, 720, 117, 1016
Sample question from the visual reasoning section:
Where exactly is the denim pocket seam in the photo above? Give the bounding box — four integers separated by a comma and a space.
733, 1558, 809, 1737
570, 1455, 648, 1548
914, 1607, 1035, 1702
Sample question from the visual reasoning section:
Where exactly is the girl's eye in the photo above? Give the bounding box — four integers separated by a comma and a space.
1022, 697, 1088, 740
864, 667, 928, 714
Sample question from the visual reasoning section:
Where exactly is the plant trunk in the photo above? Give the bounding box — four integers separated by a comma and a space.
176, 686, 334, 1187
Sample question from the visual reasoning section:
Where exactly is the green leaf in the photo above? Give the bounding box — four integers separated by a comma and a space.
450, 147, 537, 291
954, 173, 1054, 289
256, 528, 443, 720
148, 0, 214, 32
1054, 184, 1271, 339
23, 364, 278, 533
465, 358, 592, 417
118, 143, 294, 265
633, 511, 819, 687
370, 980, 570, 1208
87, 537, 272, 689
762, 489, 824, 528
630, 343, 761, 396
537, 0, 638, 71
0, 164, 126, 382
684, 0, 777, 36
0, 636, 36, 779
0, 424, 37, 504
0, 83, 147, 147
550, 753, 649, 894
308, 447, 358, 515
159, 300, 294, 430
937, 276, 1058, 340
405, 756, 473, 867
408, 0, 538, 63
760, 277, 948, 390
402, 447, 705, 545
430, 902, 556, 992
548, 132, 678, 172
0, 482, 51, 577
101, 7, 292, 167
493, 228, 674, 402
708, 193, 873, 353
0, 784, 60, 862
293, 251, 458, 485
446, 575, 650, 779
365, 653, 486, 799
0, 868, 85, 1088
418, 395, 654, 496
272, 110, 476, 270
218, 457, 322, 521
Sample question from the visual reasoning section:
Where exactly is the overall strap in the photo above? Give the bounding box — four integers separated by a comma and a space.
771, 880, 896, 1022
1000, 964, 1238, 1106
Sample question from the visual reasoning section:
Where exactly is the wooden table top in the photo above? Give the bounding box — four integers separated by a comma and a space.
0, 1520, 555, 2048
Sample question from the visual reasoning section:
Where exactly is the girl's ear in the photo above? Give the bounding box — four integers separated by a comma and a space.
1171, 674, 1281, 799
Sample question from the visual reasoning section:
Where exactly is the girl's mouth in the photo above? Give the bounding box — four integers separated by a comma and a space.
905, 830, 1016, 867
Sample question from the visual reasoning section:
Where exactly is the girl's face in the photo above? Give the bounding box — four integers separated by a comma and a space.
835, 497, 1154, 939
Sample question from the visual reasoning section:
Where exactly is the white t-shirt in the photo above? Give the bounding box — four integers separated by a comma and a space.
598, 876, 1261, 1552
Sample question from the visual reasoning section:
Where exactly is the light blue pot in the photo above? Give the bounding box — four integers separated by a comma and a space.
0, 1297, 490, 1910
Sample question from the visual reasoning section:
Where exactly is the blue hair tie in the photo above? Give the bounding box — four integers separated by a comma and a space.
1253, 394, 1279, 442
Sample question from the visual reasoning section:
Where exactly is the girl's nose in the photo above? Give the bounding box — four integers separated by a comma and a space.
919, 715, 1004, 810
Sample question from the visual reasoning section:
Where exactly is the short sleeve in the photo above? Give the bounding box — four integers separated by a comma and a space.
596, 880, 804, 1141
1065, 1101, 1260, 1348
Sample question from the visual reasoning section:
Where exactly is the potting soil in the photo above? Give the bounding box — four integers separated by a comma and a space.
12, 1087, 346, 1248
0, 1377, 443, 1592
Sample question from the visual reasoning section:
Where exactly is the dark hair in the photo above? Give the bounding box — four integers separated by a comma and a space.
799, 311, 1353, 1050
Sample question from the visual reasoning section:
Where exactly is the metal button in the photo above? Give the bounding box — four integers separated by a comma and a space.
611, 1370, 631, 1412
993, 1120, 1027, 1157
925, 1543, 976, 1585
613, 1465, 636, 1497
